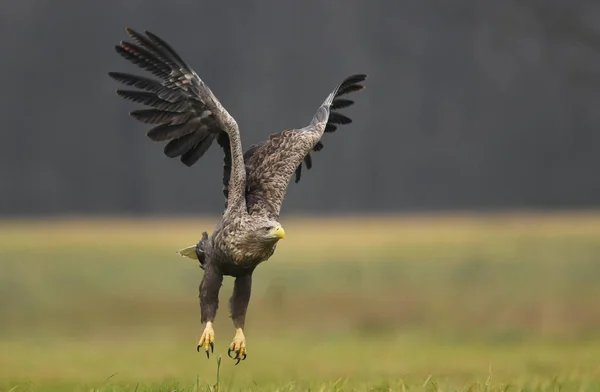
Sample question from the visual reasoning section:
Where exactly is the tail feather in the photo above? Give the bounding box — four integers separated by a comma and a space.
176, 232, 210, 270
176, 245, 198, 260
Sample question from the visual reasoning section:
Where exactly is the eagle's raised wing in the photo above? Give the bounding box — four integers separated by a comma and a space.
109, 28, 235, 191
241, 74, 367, 218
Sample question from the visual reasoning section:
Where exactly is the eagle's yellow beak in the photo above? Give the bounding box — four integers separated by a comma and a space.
269, 225, 286, 240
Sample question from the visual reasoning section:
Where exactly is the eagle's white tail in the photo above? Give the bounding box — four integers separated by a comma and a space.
176, 245, 198, 260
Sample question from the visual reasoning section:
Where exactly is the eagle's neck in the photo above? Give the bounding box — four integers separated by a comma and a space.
232, 241, 277, 266
220, 218, 278, 266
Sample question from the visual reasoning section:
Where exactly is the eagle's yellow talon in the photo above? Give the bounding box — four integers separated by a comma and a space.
197, 321, 215, 358
228, 328, 247, 364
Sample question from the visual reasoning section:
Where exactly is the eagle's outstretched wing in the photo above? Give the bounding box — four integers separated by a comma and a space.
109, 28, 234, 188
241, 74, 367, 218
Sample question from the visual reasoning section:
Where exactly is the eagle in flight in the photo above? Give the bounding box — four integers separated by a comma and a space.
109, 28, 366, 364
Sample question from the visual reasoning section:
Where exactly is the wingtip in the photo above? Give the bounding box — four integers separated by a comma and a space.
345, 74, 368, 84
180, 158, 195, 168
107, 71, 123, 81
125, 27, 138, 37
144, 30, 163, 43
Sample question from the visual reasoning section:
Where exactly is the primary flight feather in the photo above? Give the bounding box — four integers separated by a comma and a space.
109, 28, 367, 364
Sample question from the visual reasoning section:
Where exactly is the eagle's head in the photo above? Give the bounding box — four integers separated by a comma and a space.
234, 218, 285, 262
249, 219, 286, 244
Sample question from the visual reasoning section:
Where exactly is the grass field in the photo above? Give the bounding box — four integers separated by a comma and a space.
1, 212, 600, 391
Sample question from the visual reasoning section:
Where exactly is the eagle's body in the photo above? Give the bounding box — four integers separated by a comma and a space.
110, 28, 366, 364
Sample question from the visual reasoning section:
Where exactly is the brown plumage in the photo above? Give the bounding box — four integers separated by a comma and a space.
109, 28, 367, 364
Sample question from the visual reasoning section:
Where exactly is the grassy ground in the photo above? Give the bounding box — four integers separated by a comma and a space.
1, 212, 600, 391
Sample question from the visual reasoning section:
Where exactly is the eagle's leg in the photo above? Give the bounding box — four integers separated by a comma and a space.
228, 273, 252, 364
198, 266, 223, 358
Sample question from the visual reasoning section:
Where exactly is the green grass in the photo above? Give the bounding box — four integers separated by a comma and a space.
1, 212, 600, 391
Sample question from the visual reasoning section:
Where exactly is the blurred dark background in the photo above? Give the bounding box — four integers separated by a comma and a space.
1, 0, 599, 216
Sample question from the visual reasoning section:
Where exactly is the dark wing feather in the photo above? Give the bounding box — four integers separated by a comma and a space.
116, 90, 177, 110
304, 153, 313, 170
181, 133, 218, 167
109, 28, 232, 170
130, 109, 190, 125
328, 112, 352, 125
109, 72, 179, 99
294, 163, 303, 183
164, 131, 206, 158
331, 98, 354, 110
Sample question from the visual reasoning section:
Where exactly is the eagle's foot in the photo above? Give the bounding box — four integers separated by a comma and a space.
227, 328, 247, 365
197, 321, 215, 358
